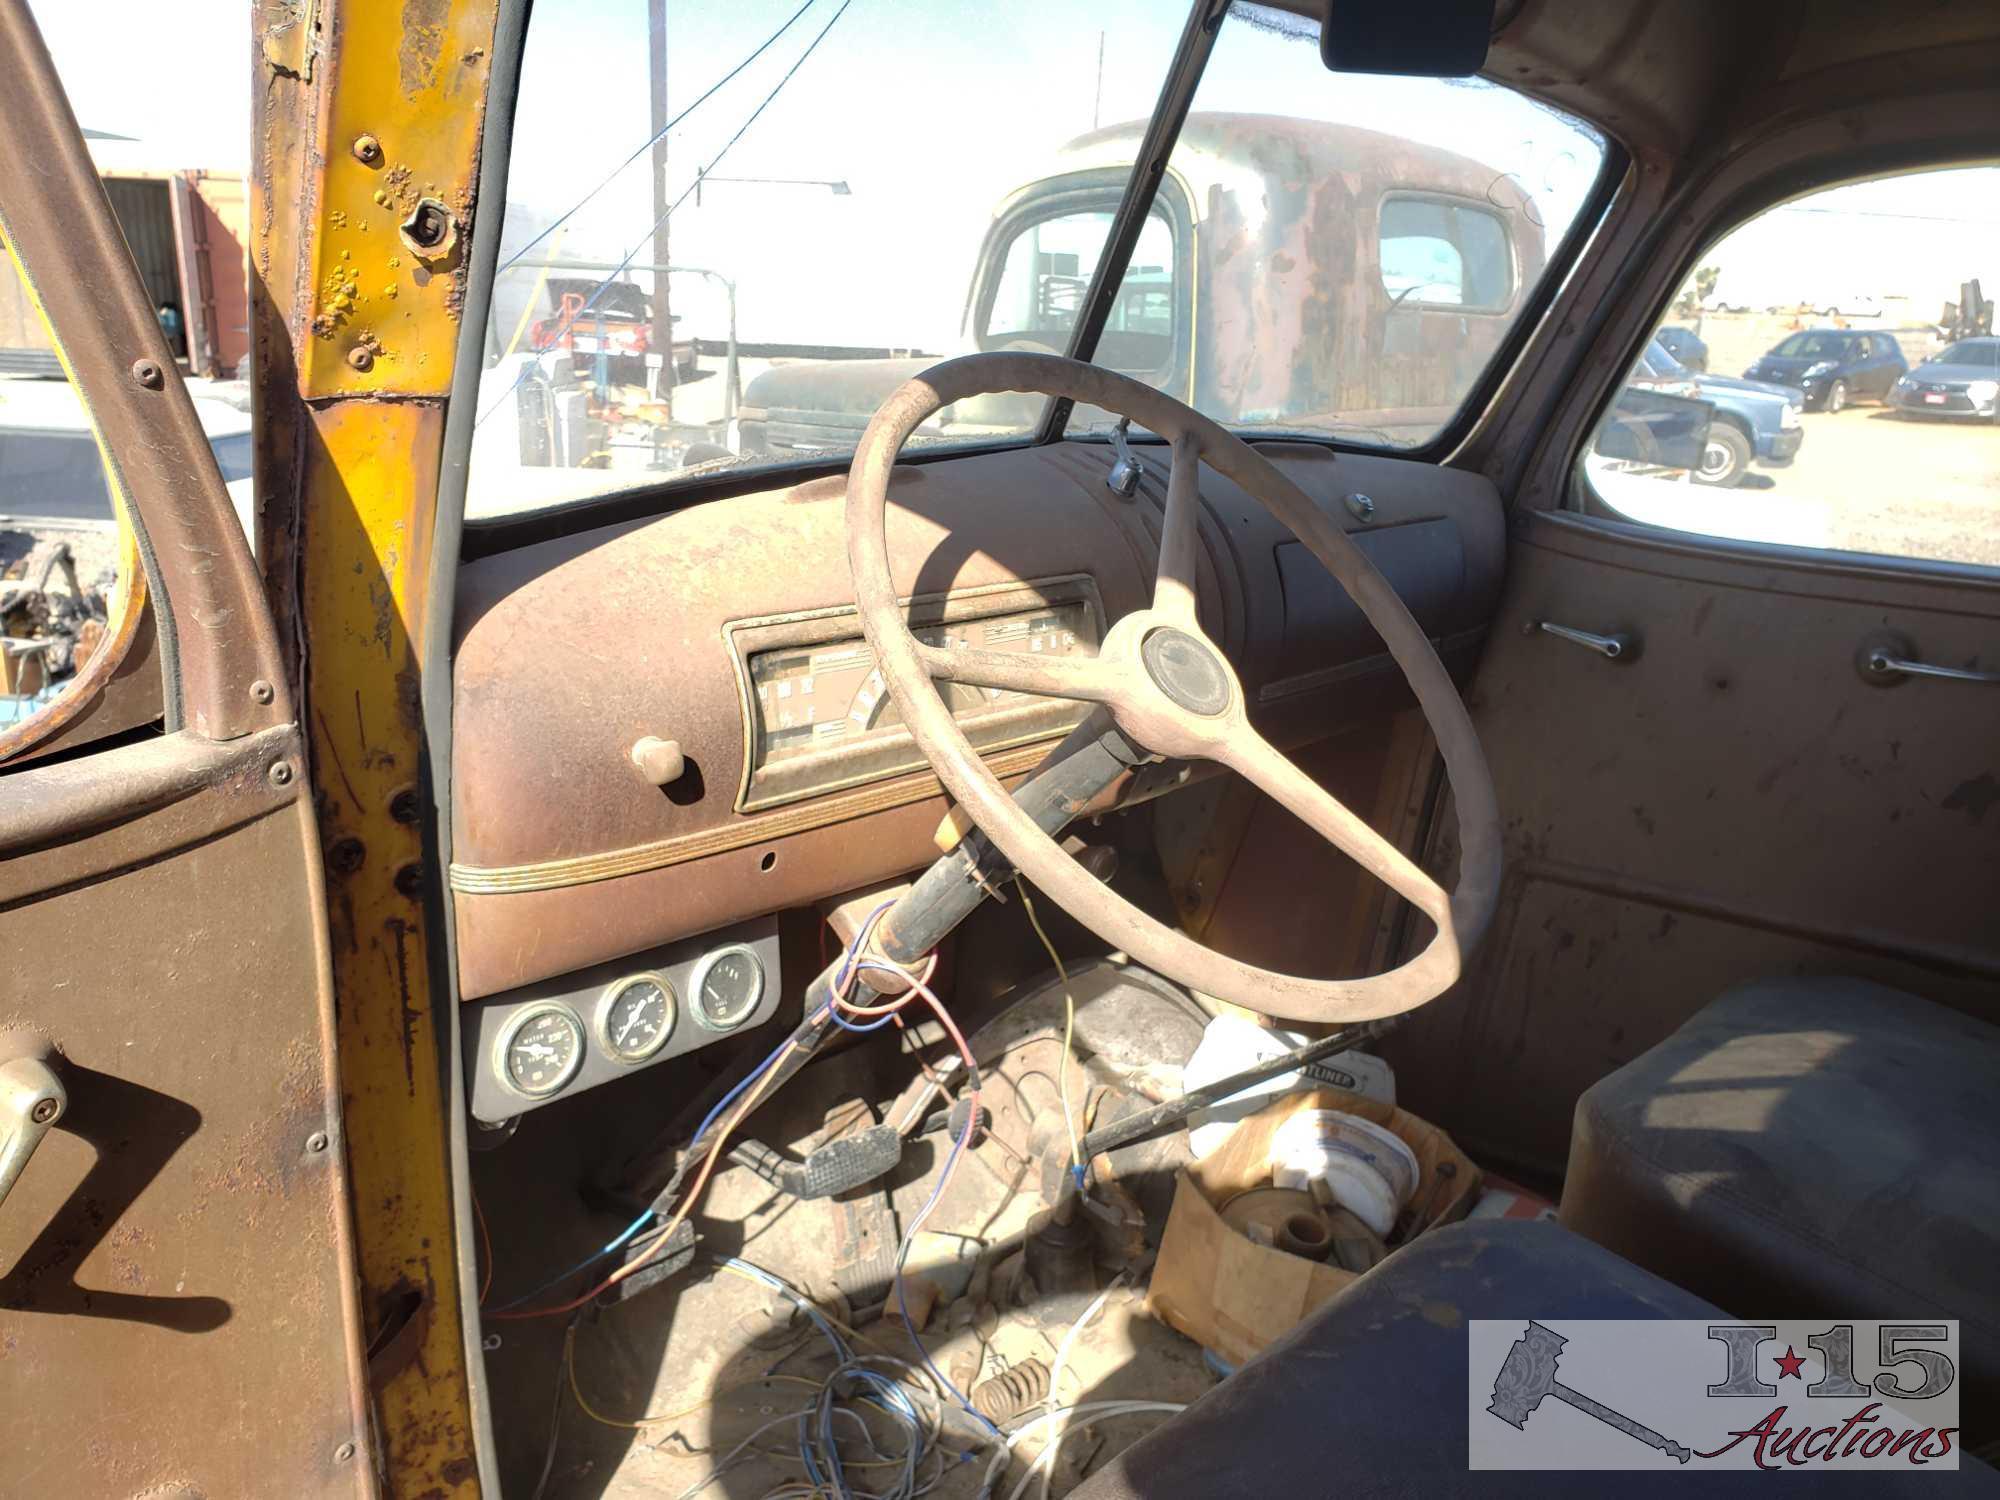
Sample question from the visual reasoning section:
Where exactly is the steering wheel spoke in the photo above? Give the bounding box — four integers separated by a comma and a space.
1214, 729, 1450, 922
1153, 430, 1203, 626
915, 638, 1121, 705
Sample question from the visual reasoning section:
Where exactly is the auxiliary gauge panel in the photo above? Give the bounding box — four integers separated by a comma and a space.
465, 917, 780, 1122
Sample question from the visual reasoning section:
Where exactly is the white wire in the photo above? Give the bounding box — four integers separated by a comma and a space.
1031, 1277, 1127, 1500
977, 1402, 1187, 1499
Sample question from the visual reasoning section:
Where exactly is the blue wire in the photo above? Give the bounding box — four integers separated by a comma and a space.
892, 1103, 1003, 1440
488, 1209, 656, 1312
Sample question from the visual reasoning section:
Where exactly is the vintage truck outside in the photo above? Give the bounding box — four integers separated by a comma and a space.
736, 112, 1550, 456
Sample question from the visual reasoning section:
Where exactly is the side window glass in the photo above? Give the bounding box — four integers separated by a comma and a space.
1380, 197, 1513, 310
0, 249, 148, 750
1582, 167, 2000, 567
983, 208, 1175, 376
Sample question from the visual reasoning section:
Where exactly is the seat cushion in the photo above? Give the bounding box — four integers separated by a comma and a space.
1070, 1220, 1994, 1498
1560, 976, 2000, 1421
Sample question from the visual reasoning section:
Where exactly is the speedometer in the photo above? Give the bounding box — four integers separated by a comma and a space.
730, 583, 1104, 813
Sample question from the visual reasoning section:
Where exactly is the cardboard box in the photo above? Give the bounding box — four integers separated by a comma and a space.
1146, 1086, 1481, 1367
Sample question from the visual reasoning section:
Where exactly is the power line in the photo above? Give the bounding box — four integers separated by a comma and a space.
496, 0, 821, 280
478, 0, 860, 429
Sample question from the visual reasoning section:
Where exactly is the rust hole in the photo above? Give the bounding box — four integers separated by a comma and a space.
399, 197, 458, 262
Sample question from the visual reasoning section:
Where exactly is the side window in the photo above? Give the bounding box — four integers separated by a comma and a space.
983, 208, 1176, 376
1582, 166, 2000, 568
1380, 197, 1514, 310
0, 249, 148, 749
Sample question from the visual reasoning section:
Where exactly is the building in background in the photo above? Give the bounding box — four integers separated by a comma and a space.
0, 129, 248, 380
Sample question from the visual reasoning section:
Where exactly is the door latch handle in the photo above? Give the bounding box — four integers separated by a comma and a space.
1862, 647, 2000, 686
1533, 620, 1640, 662
0, 1055, 66, 1215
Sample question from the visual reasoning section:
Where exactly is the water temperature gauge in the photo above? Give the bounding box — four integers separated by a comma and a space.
496, 1003, 585, 1099
597, 973, 677, 1063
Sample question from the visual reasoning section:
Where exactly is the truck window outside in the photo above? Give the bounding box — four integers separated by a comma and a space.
1582, 166, 2000, 571
467, 0, 1606, 521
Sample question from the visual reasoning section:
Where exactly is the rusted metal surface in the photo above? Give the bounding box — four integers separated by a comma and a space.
448, 429, 1503, 999
250, 0, 498, 1492
0, 728, 375, 1500
846, 353, 1501, 1023
1061, 114, 1546, 431
292, 0, 493, 399
0, 7, 289, 746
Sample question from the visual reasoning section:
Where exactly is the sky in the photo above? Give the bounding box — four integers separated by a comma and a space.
28, 1, 2000, 343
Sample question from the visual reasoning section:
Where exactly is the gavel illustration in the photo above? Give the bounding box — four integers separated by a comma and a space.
1488, 1320, 1692, 1464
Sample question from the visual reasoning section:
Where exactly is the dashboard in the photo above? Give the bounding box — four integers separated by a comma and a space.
450, 438, 1506, 1058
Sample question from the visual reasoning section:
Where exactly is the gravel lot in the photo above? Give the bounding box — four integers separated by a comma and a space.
1614, 312, 2000, 566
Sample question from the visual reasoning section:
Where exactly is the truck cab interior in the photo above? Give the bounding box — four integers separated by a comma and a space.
2, 0, 1997, 1496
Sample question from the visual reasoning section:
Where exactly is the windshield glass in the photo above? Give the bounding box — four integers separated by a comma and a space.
1070, 4, 1606, 449
1770, 332, 1853, 358
467, 0, 1186, 522
467, 2, 1608, 519
1935, 339, 1999, 368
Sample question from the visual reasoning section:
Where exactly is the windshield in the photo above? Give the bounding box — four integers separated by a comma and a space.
1934, 339, 1999, 368
1770, 332, 1852, 358
1072, 5, 1605, 449
466, 1, 1605, 520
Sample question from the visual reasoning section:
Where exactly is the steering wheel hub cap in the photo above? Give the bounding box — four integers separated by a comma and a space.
1140, 626, 1231, 716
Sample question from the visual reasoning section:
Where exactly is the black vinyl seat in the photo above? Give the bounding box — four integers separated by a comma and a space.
1561, 977, 2000, 1427
1069, 1220, 1996, 1498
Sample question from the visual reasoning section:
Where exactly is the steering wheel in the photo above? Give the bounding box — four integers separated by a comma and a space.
845, 352, 1501, 1023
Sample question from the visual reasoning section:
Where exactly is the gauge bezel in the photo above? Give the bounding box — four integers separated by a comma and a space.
494, 1001, 587, 1099
689, 943, 767, 1031
595, 971, 679, 1064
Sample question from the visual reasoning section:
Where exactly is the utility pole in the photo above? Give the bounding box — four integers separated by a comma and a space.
649, 0, 673, 416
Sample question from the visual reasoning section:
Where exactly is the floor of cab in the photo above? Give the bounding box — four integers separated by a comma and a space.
474, 968, 1217, 1500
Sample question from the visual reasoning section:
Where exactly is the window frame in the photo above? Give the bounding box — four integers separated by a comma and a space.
966, 168, 1194, 396
1376, 190, 1521, 315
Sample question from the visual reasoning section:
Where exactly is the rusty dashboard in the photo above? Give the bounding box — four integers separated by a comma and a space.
449, 438, 1506, 1008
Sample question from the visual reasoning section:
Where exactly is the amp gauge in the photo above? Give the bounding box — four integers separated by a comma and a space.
691, 944, 766, 1031
597, 973, 677, 1064
496, 1002, 586, 1099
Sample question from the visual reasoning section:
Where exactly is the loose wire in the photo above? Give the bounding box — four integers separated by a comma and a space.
1013, 877, 1085, 1186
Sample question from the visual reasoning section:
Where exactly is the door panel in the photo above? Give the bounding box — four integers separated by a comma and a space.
0, 9, 369, 1494
0, 731, 372, 1499
1398, 511, 2000, 1176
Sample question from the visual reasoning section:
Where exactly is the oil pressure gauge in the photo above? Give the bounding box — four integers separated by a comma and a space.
497, 1002, 585, 1099
597, 973, 677, 1063
690, 944, 766, 1030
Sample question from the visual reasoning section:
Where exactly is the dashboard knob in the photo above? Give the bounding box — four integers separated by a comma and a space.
630, 736, 686, 786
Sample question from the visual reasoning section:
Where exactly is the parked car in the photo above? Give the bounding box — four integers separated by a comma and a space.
1889, 336, 2000, 418
1654, 325, 1708, 371
1633, 338, 1803, 485
0, 373, 254, 540
1743, 328, 1906, 411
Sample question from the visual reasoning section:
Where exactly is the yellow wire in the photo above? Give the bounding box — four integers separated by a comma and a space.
1014, 877, 1084, 1175
564, 1329, 920, 1473
564, 1326, 823, 1429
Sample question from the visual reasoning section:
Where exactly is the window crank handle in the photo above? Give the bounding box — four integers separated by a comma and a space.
1533, 621, 1640, 663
